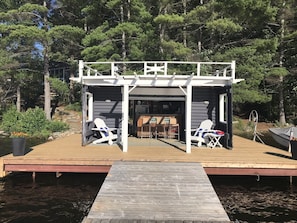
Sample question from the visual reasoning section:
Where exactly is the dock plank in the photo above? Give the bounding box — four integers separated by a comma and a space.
84, 161, 230, 223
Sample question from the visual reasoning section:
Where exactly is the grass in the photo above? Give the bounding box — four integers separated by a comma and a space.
233, 119, 286, 150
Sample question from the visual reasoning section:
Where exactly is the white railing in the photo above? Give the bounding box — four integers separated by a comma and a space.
77, 60, 236, 81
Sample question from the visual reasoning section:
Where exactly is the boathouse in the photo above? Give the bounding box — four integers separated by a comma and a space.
72, 60, 242, 153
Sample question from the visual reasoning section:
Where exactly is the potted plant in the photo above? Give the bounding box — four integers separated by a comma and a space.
290, 137, 297, 160
10, 132, 28, 156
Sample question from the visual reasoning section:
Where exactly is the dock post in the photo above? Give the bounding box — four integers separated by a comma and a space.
0, 158, 7, 178
32, 172, 36, 183
56, 172, 62, 178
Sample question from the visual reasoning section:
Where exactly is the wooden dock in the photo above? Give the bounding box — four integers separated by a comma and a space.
83, 161, 230, 223
1, 134, 297, 177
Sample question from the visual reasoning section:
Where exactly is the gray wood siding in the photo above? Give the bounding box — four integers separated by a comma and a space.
91, 86, 122, 128
191, 87, 216, 128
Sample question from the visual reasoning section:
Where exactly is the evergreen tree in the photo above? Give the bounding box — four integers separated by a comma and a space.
0, 0, 297, 123
82, 0, 151, 61
0, 1, 84, 118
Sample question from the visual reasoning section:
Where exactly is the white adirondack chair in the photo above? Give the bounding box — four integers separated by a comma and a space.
92, 118, 119, 145
191, 119, 213, 147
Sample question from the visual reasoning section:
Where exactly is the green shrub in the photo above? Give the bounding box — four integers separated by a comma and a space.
20, 107, 48, 135
1, 107, 23, 133
34, 129, 52, 138
65, 102, 81, 112
49, 77, 70, 104
1, 107, 69, 137
46, 120, 69, 132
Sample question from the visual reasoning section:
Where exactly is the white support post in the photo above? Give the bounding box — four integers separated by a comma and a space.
122, 84, 129, 152
186, 84, 192, 153
87, 92, 93, 121
219, 94, 226, 123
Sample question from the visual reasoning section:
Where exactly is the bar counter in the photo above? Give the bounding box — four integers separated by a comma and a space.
136, 114, 180, 139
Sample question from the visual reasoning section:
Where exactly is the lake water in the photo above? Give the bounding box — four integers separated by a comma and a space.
0, 173, 106, 223
1, 173, 297, 223
210, 175, 297, 223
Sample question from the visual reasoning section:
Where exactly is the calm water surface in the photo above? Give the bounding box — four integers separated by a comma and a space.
0, 173, 106, 223
1, 173, 297, 223
210, 175, 297, 223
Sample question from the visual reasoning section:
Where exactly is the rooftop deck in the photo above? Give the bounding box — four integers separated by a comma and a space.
74, 60, 241, 87
1, 134, 297, 177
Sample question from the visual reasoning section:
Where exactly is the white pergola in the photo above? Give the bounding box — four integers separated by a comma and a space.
73, 60, 242, 153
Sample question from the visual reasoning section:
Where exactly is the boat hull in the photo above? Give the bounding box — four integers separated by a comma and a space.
269, 127, 297, 148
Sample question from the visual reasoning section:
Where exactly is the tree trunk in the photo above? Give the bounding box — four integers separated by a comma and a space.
120, 3, 127, 60
43, 0, 51, 120
279, 75, 286, 125
182, 0, 187, 47
16, 84, 21, 112
44, 45, 51, 120
158, 5, 168, 56
197, 0, 204, 55
127, 0, 131, 20
278, 2, 286, 126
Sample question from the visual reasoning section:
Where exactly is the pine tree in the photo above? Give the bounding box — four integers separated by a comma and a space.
0, 1, 84, 118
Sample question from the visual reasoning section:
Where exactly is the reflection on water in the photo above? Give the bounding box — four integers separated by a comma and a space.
0, 172, 106, 223
1, 173, 297, 223
210, 175, 297, 223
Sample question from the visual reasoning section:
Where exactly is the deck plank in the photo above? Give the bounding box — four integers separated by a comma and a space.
84, 161, 230, 223
1, 134, 297, 177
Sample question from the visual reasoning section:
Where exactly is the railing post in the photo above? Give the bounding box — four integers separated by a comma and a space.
231, 60, 236, 79
197, 62, 201, 76
153, 63, 157, 75
111, 62, 115, 76
144, 62, 148, 75
223, 68, 227, 77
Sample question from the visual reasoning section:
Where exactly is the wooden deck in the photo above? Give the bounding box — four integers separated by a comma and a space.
82, 161, 230, 223
1, 134, 297, 177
